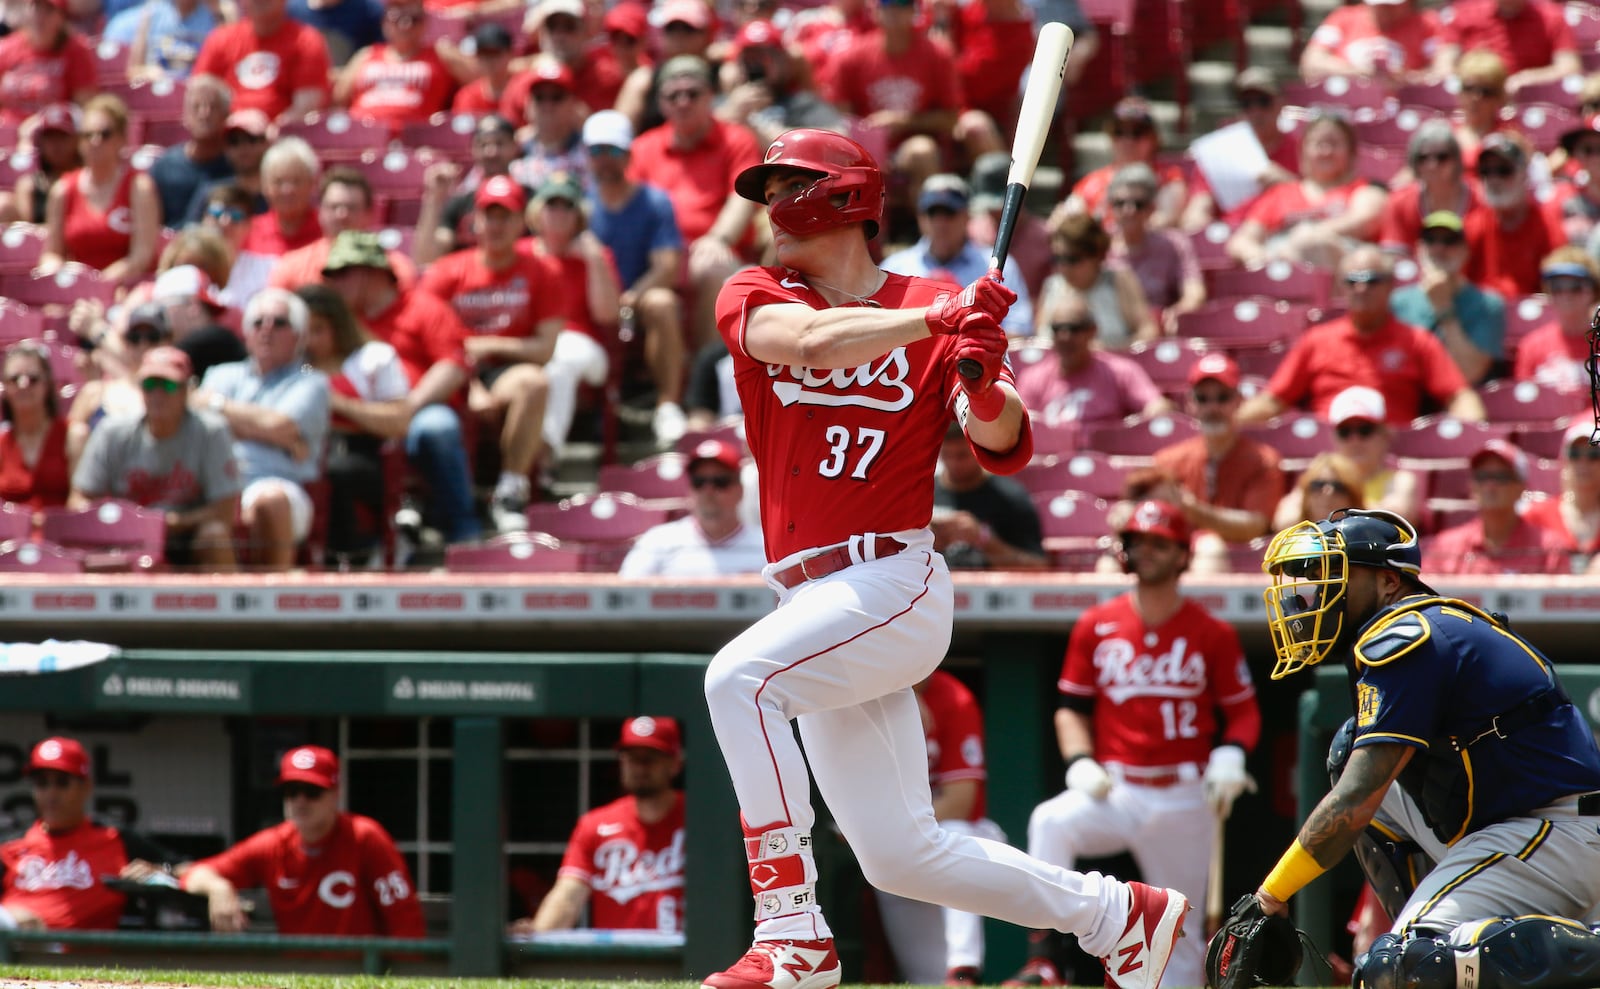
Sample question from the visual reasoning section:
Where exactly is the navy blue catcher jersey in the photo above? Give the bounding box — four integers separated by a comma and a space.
1350, 595, 1600, 836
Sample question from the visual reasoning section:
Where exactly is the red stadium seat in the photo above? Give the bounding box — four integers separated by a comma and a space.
1280, 76, 1394, 116
1123, 337, 1209, 392
1355, 145, 1405, 185
1085, 413, 1198, 459
0, 501, 32, 542
40, 499, 166, 570
1505, 103, 1577, 154
1175, 298, 1315, 348
523, 492, 670, 544
1510, 75, 1584, 109
1429, 456, 1562, 500
1018, 451, 1132, 500
445, 532, 586, 572
0, 223, 45, 274
598, 454, 695, 503
376, 226, 417, 259
1570, 3, 1600, 71
0, 264, 117, 310
399, 113, 478, 163
136, 117, 189, 148
278, 112, 391, 163
0, 150, 35, 192
1354, 108, 1427, 151
1388, 416, 1513, 464
1516, 415, 1586, 459
1206, 259, 1332, 307
0, 539, 84, 573
1030, 491, 1112, 569
1393, 80, 1457, 112
676, 423, 747, 457
1504, 294, 1552, 348
358, 148, 433, 204
92, 38, 129, 84
1187, 222, 1237, 272
108, 77, 186, 121
1478, 379, 1588, 426
1241, 414, 1333, 467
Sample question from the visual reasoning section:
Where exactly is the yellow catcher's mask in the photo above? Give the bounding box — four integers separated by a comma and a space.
1260, 509, 1423, 680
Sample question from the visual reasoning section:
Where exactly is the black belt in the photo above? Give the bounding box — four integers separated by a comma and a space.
1580, 793, 1600, 817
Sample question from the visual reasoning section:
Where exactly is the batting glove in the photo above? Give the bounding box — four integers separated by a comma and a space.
1204, 745, 1257, 819
954, 314, 1010, 421
925, 272, 1018, 336
1065, 755, 1113, 800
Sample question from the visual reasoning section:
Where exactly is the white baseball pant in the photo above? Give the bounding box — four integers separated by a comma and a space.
704, 530, 1132, 956
876, 817, 1008, 982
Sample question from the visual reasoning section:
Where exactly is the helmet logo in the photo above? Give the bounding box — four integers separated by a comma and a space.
765, 141, 784, 162
1134, 502, 1165, 530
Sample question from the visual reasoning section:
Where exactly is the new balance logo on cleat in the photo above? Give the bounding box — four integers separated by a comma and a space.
703, 938, 841, 989
1102, 882, 1190, 989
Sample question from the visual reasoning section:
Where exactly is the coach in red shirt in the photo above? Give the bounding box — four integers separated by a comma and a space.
1238, 245, 1487, 427
183, 745, 424, 937
192, 0, 332, 123
1433, 0, 1579, 94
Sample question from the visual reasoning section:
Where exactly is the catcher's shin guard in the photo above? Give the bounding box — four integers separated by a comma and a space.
1356, 919, 1600, 989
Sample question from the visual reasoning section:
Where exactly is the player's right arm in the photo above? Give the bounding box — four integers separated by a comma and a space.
180, 863, 247, 932
1055, 707, 1093, 763
517, 874, 589, 933
743, 301, 934, 370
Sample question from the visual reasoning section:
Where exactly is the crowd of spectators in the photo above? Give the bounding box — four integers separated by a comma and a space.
0, 0, 1596, 577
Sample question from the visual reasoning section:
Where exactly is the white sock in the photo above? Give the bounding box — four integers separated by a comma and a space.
495, 472, 530, 500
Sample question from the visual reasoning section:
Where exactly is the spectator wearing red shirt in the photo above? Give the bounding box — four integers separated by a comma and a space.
268, 166, 417, 291
38, 95, 161, 287
414, 113, 529, 266
334, 0, 461, 131
231, 136, 324, 305
714, 19, 847, 150
419, 177, 568, 533
322, 230, 482, 544
1238, 246, 1487, 426
1066, 99, 1188, 231
1377, 120, 1478, 253
1300, 0, 1441, 85
1512, 247, 1600, 392
1552, 115, 1600, 247
0, 0, 95, 126
1181, 69, 1301, 232
191, 0, 332, 124
615, 0, 716, 136
1426, 439, 1575, 574
1523, 420, 1600, 571
0, 340, 71, 513
449, 21, 515, 116
183, 745, 425, 937
505, 0, 624, 120
1433, 0, 1579, 96
941, 0, 1035, 137
1226, 112, 1387, 270
629, 55, 762, 349
824, 0, 1003, 215
1463, 132, 1564, 298
787, 0, 876, 93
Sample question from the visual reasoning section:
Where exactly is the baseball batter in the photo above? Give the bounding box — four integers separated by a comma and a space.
701, 127, 1189, 989
1006, 501, 1261, 988
1252, 509, 1600, 989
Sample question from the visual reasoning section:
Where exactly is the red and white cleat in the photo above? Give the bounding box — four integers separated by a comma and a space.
1101, 882, 1189, 989
701, 938, 842, 989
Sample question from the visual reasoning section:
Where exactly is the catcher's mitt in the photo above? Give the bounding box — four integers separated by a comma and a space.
1204, 894, 1305, 989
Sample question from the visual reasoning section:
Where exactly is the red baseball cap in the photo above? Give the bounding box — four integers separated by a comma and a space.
617, 716, 682, 756
730, 19, 782, 56
137, 345, 194, 384
29, 737, 89, 778
603, 1, 648, 38
31, 103, 79, 137
1470, 438, 1528, 482
1119, 499, 1192, 545
475, 174, 526, 213
1187, 352, 1240, 390
278, 745, 340, 789
526, 54, 575, 93
688, 438, 742, 474
656, 0, 711, 30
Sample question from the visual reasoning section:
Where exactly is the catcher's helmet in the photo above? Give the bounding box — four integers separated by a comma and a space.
1117, 499, 1191, 574
1259, 509, 1422, 680
734, 129, 885, 240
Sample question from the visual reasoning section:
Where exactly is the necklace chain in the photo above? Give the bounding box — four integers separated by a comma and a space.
802, 271, 886, 307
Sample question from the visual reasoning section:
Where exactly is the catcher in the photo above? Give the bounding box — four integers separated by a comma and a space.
1208, 508, 1600, 989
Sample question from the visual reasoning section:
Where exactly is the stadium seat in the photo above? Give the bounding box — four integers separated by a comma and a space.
136, 117, 189, 148
399, 113, 478, 163
0, 540, 84, 573
1085, 413, 1198, 459
676, 423, 747, 457
1506, 103, 1576, 154
108, 77, 186, 121
1393, 79, 1458, 112
1388, 416, 1512, 463
598, 454, 694, 503
0, 501, 32, 542
1354, 108, 1427, 151
0, 223, 45, 274
0, 150, 34, 192
1280, 76, 1393, 117
1570, 3, 1600, 70
1430, 456, 1562, 500
1187, 222, 1237, 272
376, 226, 417, 259
1206, 259, 1332, 307
1504, 294, 1551, 348
1355, 145, 1405, 185
1241, 414, 1333, 468
523, 492, 670, 544
1175, 298, 1314, 348
1017, 451, 1132, 500
1123, 337, 1209, 393
40, 499, 166, 570
1478, 379, 1588, 426
1029, 417, 1085, 458
92, 39, 129, 84
1030, 491, 1112, 569
1510, 75, 1584, 109
279, 113, 391, 163
1517, 416, 1588, 459
0, 264, 117, 311
445, 532, 586, 572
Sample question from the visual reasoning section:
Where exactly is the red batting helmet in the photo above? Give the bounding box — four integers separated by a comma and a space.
734, 128, 885, 240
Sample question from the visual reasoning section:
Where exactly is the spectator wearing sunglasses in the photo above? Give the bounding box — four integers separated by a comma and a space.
1298, 0, 1440, 86
1239, 247, 1486, 426
147, 75, 233, 229
1464, 132, 1563, 298
1061, 98, 1187, 231
1431, 0, 1580, 98
1037, 212, 1156, 348
1556, 115, 1600, 246
1389, 210, 1505, 386
1274, 451, 1367, 531
1273, 385, 1422, 529
618, 439, 765, 576
183, 112, 273, 228
1015, 292, 1171, 429
930, 420, 1045, 571
182, 746, 424, 937
1427, 438, 1573, 573
1447, 50, 1521, 174
714, 18, 845, 150
194, 288, 330, 570
0, 738, 179, 932
1180, 68, 1300, 232
66, 300, 178, 462
1376, 121, 1477, 253
1512, 247, 1600, 390
1522, 419, 1600, 570
71, 345, 241, 570
1105, 163, 1205, 333
0, 340, 71, 513
334, 0, 461, 132
508, 0, 625, 125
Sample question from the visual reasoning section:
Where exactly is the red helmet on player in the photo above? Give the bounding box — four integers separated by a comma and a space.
1117, 499, 1192, 574
734, 128, 885, 240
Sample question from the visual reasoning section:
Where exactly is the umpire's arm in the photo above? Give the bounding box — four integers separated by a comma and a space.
1255, 741, 1413, 915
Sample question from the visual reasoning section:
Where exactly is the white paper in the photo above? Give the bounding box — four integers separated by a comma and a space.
1189, 121, 1273, 213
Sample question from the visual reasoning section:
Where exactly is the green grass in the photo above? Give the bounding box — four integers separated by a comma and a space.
0, 967, 696, 989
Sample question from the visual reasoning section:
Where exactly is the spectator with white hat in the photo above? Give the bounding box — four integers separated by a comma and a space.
1271, 384, 1424, 530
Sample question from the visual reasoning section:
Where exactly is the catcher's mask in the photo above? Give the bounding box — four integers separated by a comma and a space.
1587, 303, 1600, 444
1260, 508, 1422, 680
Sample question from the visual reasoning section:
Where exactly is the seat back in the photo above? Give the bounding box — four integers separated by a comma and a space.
0, 539, 84, 573
1388, 417, 1513, 464
1206, 259, 1331, 307
522, 492, 671, 543
40, 499, 167, 569
1084, 413, 1198, 459
597, 454, 694, 502
445, 533, 586, 572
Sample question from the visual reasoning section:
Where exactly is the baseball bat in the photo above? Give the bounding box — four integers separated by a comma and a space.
1206, 817, 1225, 938
957, 21, 1075, 381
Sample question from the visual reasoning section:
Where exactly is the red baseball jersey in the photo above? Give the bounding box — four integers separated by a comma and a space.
365, 288, 472, 386
1058, 595, 1257, 768
557, 792, 686, 932
0, 31, 95, 124
59, 168, 136, 273
187, 813, 424, 937
0, 820, 135, 930
192, 20, 332, 121
417, 246, 567, 340
715, 266, 1033, 561
919, 670, 986, 822
347, 44, 455, 129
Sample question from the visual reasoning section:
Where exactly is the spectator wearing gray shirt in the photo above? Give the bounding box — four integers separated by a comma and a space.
195, 288, 331, 570
71, 346, 241, 570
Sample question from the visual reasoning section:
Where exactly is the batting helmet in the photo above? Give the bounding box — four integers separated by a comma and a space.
1260, 508, 1424, 680
734, 128, 885, 240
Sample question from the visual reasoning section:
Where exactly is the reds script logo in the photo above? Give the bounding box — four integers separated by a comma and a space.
591, 829, 685, 905
1093, 636, 1207, 704
766, 350, 914, 412
15, 851, 95, 891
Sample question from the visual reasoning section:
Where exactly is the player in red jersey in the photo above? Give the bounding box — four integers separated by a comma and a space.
0, 737, 176, 931
699, 128, 1189, 989
182, 745, 424, 938
511, 716, 687, 934
1001, 501, 1261, 988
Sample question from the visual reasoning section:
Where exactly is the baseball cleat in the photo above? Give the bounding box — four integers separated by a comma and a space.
945, 965, 982, 985
1000, 957, 1066, 985
701, 937, 841, 989
1101, 881, 1189, 989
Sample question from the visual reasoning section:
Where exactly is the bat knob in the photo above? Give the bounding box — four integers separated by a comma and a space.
957, 358, 983, 380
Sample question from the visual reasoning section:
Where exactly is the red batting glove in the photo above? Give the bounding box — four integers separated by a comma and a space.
955, 314, 1010, 421
924, 273, 1019, 335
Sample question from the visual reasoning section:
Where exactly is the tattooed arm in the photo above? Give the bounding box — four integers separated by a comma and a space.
1255, 741, 1414, 916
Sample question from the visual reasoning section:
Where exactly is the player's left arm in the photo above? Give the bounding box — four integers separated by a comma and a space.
1256, 740, 1413, 914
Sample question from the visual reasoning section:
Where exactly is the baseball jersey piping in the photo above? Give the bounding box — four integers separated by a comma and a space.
750, 548, 937, 828
1406, 851, 1506, 931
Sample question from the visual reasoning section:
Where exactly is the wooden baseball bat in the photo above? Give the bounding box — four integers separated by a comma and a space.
957, 21, 1075, 381
1206, 816, 1225, 938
